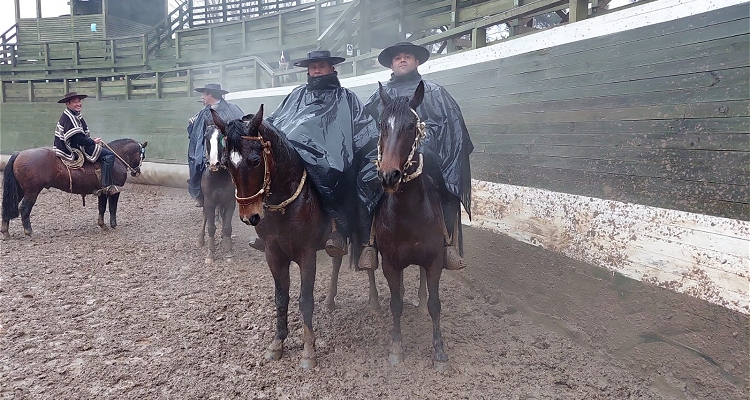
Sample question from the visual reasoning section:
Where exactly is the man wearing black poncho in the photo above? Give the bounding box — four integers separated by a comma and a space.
249, 50, 381, 263
363, 42, 474, 271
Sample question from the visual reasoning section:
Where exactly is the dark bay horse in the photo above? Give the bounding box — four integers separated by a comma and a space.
198, 125, 236, 264
374, 81, 451, 370
2, 139, 147, 239
211, 106, 379, 369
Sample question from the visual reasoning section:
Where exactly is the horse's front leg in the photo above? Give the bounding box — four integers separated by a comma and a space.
108, 192, 120, 228
298, 251, 318, 369
97, 193, 108, 229
220, 205, 234, 262
383, 261, 405, 365
418, 266, 428, 315
324, 255, 342, 311
203, 204, 217, 265
367, 269, 383, 315
425, 262, 448, 371
19, 193, 39, 236
265, 251, 291, 363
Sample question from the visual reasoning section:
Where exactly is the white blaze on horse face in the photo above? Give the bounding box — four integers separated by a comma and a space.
208, 128, 220, 167
230, 151, 243, 167
388, 115, 397, 136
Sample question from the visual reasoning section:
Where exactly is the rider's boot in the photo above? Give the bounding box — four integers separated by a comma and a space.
325, 219, 348, 257
357, 203, 378, 270
443, 200, 466, 271
96, 154, 117, 196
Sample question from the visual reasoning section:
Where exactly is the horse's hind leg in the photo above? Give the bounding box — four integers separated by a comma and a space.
324, 255, 342, 311
97, 194, 108, 229
1, 220, 9, 240
19, 194, 38, 236
108, 193, 120, 228
367, 269, 383, 315
220, 205, 234, 262
418, 266, 428, 315
425, 264, 449, 371
383, 263, 405, 365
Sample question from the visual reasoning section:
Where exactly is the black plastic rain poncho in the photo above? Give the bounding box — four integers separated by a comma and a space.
266, 72, 380, 234
187, 99, 245, 198
364, 69, 473, 217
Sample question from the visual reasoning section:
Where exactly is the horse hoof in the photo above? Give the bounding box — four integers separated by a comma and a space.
224, 254, 235, 262
324, 298, 336, 312
265, 349, 283, 361
388, 352, 404, 365
205, 257, 214, 265
370, 304, 384, 316
23, 229, 32, 236
418, 304, 429, 316
434, 361, 450, 372
300, 357, 317, 369
97, 216, 104, 228
198, 239, 205, 248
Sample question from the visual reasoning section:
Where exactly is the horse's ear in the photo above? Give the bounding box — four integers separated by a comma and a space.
142, 141, 148, 148
241, 113, 254, 122
210, 109, 226, 132
247, 104, 264, 135
409, 80, 425, 110
378, 82, 392, 107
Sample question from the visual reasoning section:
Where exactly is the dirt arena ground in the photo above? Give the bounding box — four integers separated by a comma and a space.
1, 182, 747, 399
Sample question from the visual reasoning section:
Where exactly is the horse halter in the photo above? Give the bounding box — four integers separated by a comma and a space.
376, 107, 426, 183
232, 134, 307, 214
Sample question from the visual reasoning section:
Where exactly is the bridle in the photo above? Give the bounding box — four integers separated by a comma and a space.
102, 140, 144, 177
376, 107, 426, 183
232, 133, 307, 214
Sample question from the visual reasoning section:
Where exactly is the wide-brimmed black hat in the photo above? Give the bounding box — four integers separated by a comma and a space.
58, 92, 88, 103
293, 50, 345, 68
378, 42, 430, 68
194, 83, 229, 95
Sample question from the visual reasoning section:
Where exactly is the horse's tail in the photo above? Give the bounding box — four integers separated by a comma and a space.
2, 154, 24, 221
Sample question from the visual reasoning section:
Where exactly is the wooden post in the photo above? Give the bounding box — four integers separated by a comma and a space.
73, 42, 80, 67
569, 0, 589, 22
28, 80, 33, 102
155, 72, 162, 99
242, 22, 248, 52
188, 0, 194, 28
44, 43, 50, 67
208, 27, 213, 56
95, 76, 101, 100
472, 27, 486, 49
36, 0, 42, 18
102, 0, 108, 38
254, 60, 260, 89
398, 0, 406, 41
125, 75, 131, 100
14, 0, 20, 22
1, 81, 6, 103
175, 32, 181, 60
315, 4, 322, 38
111, 39, 117, 66
448, 0, 459, 52
278, 14, 283, 47
220, 64, 226, 89
187, 68, 193, 96
142, 34, 148, 66
359, 0, 371, 54
63, 78, 69, 94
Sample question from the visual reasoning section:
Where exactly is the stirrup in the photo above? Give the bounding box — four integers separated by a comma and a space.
325, 231, 348, 257
444, 245, 466, 270
359, 245, 378, 270
107, 185, 119, 195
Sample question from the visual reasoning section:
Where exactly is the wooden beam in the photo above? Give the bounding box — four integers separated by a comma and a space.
14, 0, 20, 22
472, 27, 486, 49
569, 0, 589, 22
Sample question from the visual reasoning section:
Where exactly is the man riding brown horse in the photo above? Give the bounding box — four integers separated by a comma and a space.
53, 92, 118, 196
364, 42, 474, 271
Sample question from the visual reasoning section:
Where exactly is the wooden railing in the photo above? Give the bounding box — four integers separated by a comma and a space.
317, 0, 360, 55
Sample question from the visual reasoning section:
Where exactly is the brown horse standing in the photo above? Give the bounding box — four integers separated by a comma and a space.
198, 125, 236, 264
211, 106, 379, 369
2, 139, 147, 239
374, 81, 450, 370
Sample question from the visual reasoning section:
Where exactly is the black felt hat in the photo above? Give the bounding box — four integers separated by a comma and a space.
293, 50, 345, 67
378, 42, 430, 68
194, 83, 229, 95
58, 92, 88, 103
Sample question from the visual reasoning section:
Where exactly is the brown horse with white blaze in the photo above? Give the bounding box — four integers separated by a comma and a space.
374, 80, 451, 370
211, 106, 379, 369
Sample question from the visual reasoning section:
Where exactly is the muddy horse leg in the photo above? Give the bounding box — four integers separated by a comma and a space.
97, 193, 108, 229
425, 263, 448, 371
324, 255, 342, 311
383, 263, 405, 365
298, 252, 318, 369
19, 193, 39, 236
265, 251, 291, 363
203, 202, 217, 265
367, 269, 383, 315
108, 192, 119, 228
220, 205, 234, 262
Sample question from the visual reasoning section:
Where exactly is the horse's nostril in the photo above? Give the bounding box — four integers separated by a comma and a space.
249, 214, 260, 226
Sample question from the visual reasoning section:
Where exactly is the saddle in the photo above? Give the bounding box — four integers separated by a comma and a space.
58, 149, 102, 192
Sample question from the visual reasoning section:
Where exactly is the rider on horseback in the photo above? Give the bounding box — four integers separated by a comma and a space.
248, 50, 380, 259
53, 92, 118, 196
363, 42, 474, 271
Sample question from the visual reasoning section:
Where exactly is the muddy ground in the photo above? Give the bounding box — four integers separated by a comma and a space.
1, 182, 747, 399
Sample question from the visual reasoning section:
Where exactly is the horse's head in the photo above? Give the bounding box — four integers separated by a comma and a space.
204, 125, 225, 172
132, 140, 147, 177
212, 105, 270, 226
106, 138, 147, 177
377, 80, 426, 193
